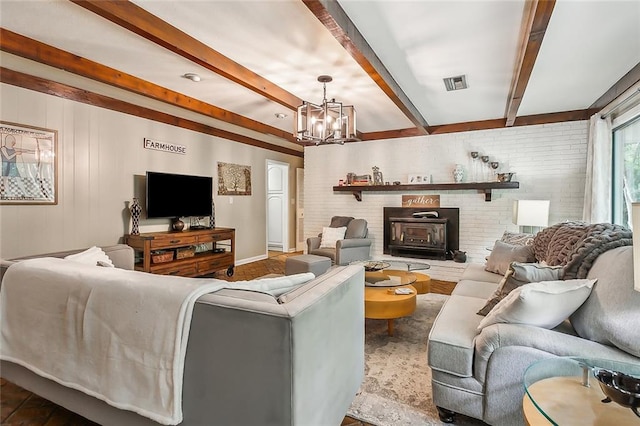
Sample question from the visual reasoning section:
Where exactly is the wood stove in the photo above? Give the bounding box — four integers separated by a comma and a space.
384, 207, 459, 260
389, 217, 448, 259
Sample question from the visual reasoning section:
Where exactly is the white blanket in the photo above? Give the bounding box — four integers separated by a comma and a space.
0, 258, 314, 425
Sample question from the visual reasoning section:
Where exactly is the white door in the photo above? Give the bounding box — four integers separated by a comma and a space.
267, 161, 289, 252
296, 168, 305, 251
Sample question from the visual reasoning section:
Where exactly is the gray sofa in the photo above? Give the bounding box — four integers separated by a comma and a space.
1, 245, 365, 426
427, 244, 639, 425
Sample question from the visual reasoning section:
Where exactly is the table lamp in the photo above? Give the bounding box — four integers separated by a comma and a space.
513, 200, 550, 234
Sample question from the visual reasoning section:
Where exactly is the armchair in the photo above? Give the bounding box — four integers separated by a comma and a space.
307, 216, 372, 265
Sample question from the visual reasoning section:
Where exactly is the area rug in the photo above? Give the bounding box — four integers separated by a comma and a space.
347, 293, 486, 426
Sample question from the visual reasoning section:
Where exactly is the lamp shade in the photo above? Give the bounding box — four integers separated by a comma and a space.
512, 200, 550, 227
633, 202, 640, 292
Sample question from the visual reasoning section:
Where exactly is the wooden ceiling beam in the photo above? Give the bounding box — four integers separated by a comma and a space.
0, 67, 303, 158
70, 0, 302, 110
368, 109, 592, 138
504, 0, 556, 127
589, 62, 640, 111
303, 0, 429, 135
0, 29, 296, 143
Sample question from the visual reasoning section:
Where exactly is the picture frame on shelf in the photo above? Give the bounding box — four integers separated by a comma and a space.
408, 174, 420, 184
408, 174, 431, 184
1, 121, 58, 205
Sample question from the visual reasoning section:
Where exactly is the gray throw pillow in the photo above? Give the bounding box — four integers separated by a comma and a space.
485, 240, 536, 275
345, 219, 367, 239
478, 262, 563, 316
329, 216, 354, 228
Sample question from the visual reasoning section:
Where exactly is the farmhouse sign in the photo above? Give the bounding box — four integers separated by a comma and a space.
143, 138, 186, 155
402, 194, 440, 208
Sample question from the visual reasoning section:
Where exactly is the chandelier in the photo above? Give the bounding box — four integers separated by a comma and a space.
295, 75, 359, 145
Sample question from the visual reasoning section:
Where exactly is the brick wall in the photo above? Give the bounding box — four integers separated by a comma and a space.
304, 121, 588, 278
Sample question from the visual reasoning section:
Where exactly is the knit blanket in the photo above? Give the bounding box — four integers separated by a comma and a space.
533, 221, 633, 279
0, 258, 315, 425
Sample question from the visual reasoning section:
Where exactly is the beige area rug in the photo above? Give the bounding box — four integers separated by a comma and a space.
347, 293, 487, 426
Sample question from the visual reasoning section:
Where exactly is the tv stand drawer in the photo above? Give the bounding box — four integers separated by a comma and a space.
150, 235, 198, 249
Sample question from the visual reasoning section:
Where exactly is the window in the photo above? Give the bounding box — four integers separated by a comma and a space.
612, 107, 640, 228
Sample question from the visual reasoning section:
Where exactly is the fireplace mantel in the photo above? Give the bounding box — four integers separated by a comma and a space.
332, 181, 519, 202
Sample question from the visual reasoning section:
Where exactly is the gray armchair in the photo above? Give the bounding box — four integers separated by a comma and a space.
307, 216, 372, 265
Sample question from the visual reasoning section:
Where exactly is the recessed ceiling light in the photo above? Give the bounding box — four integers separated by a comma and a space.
275, 113, 287, 119
182, 73, 201, 82
443, 75, 468, 91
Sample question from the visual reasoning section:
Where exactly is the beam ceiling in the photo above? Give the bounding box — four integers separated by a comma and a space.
303, 0, 429, 135
70, 0, 302, 110
505, 0, 556, 127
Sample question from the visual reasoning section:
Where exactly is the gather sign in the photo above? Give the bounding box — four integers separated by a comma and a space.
402, 195, 440, 208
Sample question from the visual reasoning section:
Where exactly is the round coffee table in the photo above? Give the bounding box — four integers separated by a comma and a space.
364, 270, 417, 336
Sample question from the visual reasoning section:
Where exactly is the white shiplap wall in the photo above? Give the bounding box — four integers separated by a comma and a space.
0, 84, 303, 261
304, 121, 588, 280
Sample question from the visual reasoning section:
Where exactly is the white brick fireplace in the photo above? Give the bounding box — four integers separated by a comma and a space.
303, 121, 588, 280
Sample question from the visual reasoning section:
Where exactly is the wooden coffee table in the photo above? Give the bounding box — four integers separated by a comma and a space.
364, 270, 418, 336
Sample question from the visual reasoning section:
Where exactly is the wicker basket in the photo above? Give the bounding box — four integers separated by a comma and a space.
151, 250, 174, 263
175, 246, 195, 259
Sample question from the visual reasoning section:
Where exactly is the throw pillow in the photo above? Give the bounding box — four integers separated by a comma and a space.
485, 241, 535, 275
329, 216, 354, 228
500, 231, 534, 246
476, 278, 597, 332
345, 219, 367, 239
319, 226, 347, 249
477, 262, 563, 315
64, 246, 115, 267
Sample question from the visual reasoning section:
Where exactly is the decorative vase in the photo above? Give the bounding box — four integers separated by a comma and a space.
130, 197, 142, 235
209, 200, 215, 228
453, 164, 464, 183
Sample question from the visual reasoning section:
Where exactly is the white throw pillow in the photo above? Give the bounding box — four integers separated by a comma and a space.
64, 246, 115, 267
319, 226, 347, 249
477, 278, 596, 332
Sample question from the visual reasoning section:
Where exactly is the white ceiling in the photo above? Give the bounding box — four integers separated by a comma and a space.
1, 0, 639, 152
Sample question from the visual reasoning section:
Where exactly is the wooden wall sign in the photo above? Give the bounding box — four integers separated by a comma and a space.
402, 194, 440, 208
143, 138, 186, 155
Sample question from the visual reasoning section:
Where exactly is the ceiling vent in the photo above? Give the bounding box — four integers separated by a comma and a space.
443, 75, 468, 91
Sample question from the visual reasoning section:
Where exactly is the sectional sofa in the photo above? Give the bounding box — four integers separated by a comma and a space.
427, 224, 639, 425
1, 245, 365, 426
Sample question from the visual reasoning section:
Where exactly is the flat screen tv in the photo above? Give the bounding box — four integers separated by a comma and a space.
146, 171, 213, 219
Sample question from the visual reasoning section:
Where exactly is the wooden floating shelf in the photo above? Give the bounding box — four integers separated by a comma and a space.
332, 181, 520, 202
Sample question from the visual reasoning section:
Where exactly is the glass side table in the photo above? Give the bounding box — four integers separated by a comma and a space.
523, 357, 640, 425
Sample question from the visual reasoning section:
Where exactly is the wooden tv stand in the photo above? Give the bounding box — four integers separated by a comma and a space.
125, 227, 235, 277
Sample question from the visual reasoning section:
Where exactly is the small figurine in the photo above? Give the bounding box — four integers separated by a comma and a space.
372, 166, 384, 185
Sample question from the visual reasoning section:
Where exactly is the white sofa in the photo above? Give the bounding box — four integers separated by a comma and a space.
427, 241, 639, 425
1, 245, 365, 426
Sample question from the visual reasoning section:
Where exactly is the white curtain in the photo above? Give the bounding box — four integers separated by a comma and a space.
583, 113, 612, 223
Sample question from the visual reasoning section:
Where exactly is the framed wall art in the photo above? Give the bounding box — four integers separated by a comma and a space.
1, 122, 58, 205
217, 162, 252, 196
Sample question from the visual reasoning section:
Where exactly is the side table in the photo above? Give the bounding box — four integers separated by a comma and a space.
523, 357, 640, 425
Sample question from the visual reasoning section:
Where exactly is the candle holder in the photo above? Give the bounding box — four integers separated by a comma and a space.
470, 151, 479, 181
490, 161, 499, 181
481, 155, 490, 181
